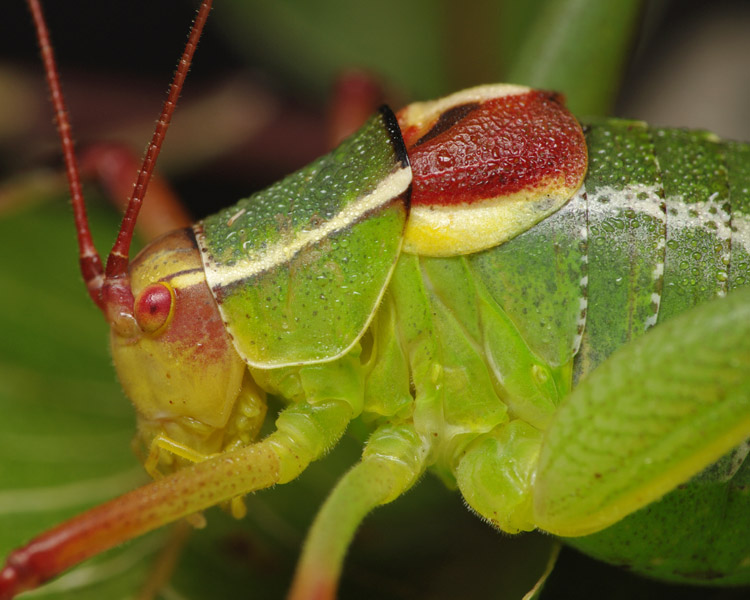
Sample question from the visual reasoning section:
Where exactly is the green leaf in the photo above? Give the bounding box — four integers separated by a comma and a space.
216, 0, 643, 115
505, 0, 644, 115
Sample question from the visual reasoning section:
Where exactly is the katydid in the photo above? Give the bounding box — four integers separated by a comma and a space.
2, 1, 750, 598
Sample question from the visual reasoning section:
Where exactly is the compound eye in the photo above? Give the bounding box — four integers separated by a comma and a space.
134, 282, 175, 335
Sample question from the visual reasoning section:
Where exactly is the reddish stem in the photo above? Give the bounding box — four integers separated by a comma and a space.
80, 143, 192, 242
327, 69, 385, 148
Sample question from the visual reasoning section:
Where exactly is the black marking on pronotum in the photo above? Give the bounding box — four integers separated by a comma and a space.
413, 102, 480, 148
185, 228, 201, 250
378, 105, 411, 179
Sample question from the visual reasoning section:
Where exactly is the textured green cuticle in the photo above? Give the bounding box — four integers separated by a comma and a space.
532, 121, 750, 584
655, 128, 730, 322
576, 119, 666, 376
198, 110, 409, 366
201, 113, 401, 265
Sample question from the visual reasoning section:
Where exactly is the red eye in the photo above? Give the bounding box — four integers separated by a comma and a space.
134, 282, 175, 334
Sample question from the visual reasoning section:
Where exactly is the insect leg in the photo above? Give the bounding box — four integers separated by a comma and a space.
143, 434, 216, 479
455, 420, 544, 534
533, 286, 750, 537
0, 399, 353, 599
288, 424, 427, 600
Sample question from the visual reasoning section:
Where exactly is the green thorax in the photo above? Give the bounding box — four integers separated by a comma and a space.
195, 108, 410, 368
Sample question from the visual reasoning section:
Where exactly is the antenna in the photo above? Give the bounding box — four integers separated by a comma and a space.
27, 0, 213, 329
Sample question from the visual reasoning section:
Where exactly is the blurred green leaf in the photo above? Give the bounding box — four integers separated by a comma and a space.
506, 0, 643, 115
216, 0, 643, 114
216, 0, 450, 100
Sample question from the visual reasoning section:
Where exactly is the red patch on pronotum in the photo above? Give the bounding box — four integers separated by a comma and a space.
402, 91, 587, 207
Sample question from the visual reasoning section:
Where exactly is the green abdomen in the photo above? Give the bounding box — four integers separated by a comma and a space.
576, 120, 750, 378
464, 120, 750, 386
